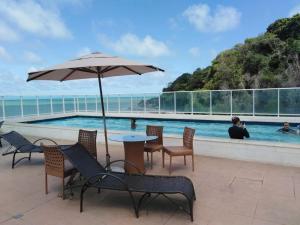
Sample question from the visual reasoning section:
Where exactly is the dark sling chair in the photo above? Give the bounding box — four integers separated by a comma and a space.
0, 131, 57, 169
62, 143, 196, 221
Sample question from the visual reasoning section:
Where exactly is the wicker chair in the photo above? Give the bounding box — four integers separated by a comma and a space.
78, 129, 97, 159
43, 145, 77, 199
163, 127, 195, 175
144, 125, 163, 169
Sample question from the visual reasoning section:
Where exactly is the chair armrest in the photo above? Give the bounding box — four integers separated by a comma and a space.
33, 138, 58, 145
105, 160, 144, 175
86, 172, 129, 190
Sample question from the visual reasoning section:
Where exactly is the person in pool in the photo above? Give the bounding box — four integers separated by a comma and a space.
131, 118, 137, 130
277, 122, 296, 134
228, 116, 250, 139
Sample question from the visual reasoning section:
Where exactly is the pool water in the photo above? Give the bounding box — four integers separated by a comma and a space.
27, 116, 300, 144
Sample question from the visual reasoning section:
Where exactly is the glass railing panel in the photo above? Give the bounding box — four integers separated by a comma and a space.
254, 89, 278, 115
212, 91, 231, 114
192, 91, 210, 113
176, 92, 191, 113
160, 92, 174, 113
279, 89, 300, 115
23, 97, 37, 116
4, 97, 21, 117
232, 90, 253, 114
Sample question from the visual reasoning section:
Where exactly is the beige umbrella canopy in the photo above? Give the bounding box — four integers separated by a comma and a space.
27, 52, 164, 165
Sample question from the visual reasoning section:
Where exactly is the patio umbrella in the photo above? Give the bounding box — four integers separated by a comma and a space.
27, 52, 164, 165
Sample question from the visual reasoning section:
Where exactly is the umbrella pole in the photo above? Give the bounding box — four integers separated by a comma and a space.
97, 72, 110, 166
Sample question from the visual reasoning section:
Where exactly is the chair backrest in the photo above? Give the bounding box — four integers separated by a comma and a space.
43, 145, 64, 177
183, 127, 195, 150
1, 131, 34, 150
62, 143, 105, 179
78, 129, 97, 158
146, 125, 163, 145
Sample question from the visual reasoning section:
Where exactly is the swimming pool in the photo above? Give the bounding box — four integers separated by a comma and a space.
26, 116, 300, 144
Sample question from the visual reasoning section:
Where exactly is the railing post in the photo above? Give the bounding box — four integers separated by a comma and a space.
95, 95, 98, 113
174, 92, 176, 114
158, 94, 161, 114
50, 96, 53, 115
191, 92, 194, 115
85, 96, 87, 112
73, 97, 76, 112
77, 97, 79, 112
277, 89, 280, 117
230, 90, 233, 116
36, 96, 39, 116
106, 96, 109, 113
209, 91, 212, 115
118, 95, 121, 113
144, 95, 146, 113
252, 90, 255, 116
130, 96, 133, 113
2, 97, 5, 120
20, 96, 24, 117
62, 96, 65, 114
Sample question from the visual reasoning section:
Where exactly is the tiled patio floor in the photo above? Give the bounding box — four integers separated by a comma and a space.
0, 137, 300, 225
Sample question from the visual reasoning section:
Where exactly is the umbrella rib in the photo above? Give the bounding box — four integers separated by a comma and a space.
146, 65, 165, 72
99, 66, 120, 74
60, 69, 77, 82
77, 67, 97, 74
27, 70, 54, 81
122, 66, 142, 75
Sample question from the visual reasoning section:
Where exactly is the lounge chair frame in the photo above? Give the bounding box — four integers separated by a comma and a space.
0, 131, 57, 168
62, 144, 196, 221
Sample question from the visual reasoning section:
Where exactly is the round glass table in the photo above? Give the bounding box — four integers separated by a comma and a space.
109, 135, 157, 173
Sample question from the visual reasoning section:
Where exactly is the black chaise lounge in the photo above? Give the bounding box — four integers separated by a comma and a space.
0, 131, 57, 168
62, 143, 196, 221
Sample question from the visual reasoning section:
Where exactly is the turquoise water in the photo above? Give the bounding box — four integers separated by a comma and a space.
27, 116, 300, 144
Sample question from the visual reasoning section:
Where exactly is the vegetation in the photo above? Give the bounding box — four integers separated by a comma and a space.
163, 14, 300, 92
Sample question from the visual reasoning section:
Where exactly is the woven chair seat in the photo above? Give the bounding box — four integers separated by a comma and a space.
144, 143, 163, 152
163, 146, 193, 156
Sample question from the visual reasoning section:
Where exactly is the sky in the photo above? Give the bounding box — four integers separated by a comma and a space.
0, 0, 299, 96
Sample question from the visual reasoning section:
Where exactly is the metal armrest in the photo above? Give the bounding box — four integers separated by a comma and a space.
33, 138, 58, 145
105, 160, 144, 175
86, 172, 129, 190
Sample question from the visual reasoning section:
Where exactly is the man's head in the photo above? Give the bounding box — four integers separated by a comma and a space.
283, 122, 289, 129
232, 116, 240, 125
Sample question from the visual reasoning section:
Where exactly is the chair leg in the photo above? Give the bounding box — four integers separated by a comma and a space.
12, 151, 17, 169
62, 178, 65, 200
150, 152, 153, 169
45, 173, 48, 194
169, 156, 172, 175
184, 155, 186, 165
192, 154, 194, 171
28, 152, 32, 161
162, 151, 165, 168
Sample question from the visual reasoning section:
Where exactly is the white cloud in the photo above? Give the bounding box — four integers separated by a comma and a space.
24, 51, 42, 64
189, 47, 200, 57
0, 46, 10, 61
289, 4, 300, 17
76, 47, 92, 57
0, 0, 72, 39
0, 21, 19, 42
99, 33, 170, 57
183, 4, 241, 32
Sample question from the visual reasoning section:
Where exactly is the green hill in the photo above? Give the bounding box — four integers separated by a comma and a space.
164, 14, 300, 92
